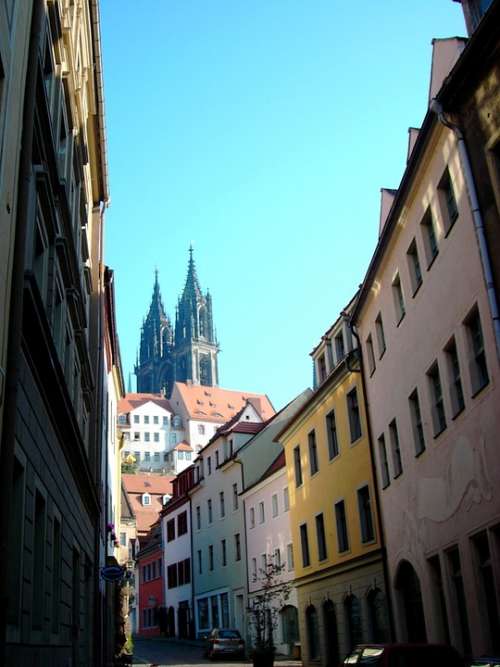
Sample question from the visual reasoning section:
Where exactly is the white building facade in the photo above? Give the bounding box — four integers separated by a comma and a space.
242, 454, 299, 656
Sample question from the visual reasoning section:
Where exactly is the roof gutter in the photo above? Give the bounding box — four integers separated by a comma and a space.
430, 99, 500, 360
89, 0, 109, 205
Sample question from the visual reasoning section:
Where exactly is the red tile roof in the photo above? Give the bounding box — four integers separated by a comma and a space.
122, 473, 174, 535
172, 382, 274, 424
118, 393, 173, 415
174, 441, 193, 451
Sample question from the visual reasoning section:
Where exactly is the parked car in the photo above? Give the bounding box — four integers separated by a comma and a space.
204, 628, 245, 660
469, 659, 500, 667
343, 643, 465, 666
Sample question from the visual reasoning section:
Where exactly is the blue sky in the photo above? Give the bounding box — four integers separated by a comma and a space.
101, 1, 465, 410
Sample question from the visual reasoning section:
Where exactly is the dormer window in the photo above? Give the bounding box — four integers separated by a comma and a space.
163, 494, 171, 505
317, 354, 327, 384
142, 493, 151, 506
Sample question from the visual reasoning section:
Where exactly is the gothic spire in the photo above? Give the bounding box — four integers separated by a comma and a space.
181, 244, 202, 301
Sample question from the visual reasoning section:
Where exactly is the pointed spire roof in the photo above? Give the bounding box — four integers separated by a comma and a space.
181, 244, 202, 301
146, 269, 170, 326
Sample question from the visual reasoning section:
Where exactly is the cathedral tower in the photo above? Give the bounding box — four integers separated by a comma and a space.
135, 270, 174, 394
173, 247, 219, 387
134, 248, 219, 395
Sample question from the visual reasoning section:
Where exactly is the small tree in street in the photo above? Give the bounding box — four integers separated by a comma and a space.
247, 560, 291, 667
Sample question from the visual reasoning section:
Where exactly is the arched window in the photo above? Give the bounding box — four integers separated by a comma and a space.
280, 605, 299, 646
395, 560, 427, 643
305, 605, 320, 660
142, 493, 151, 506
367, 588, 390, 643
199, 306, 207, 338
344, 594, 363, 651
322, 600, 339, 666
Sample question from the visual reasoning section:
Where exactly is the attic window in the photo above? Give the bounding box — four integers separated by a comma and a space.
204, 391, 211, 396
214, 412, 223, 418
209, 401, 215, 407
196, 399, 204, 405
144, 481, 151, 488
163, 494, 171, 505
228, 404, 234, 409
246, 415, 250, 420
142, 493, 151, 506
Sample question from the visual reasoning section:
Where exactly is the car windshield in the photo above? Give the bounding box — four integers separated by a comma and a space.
219, 630, 241, 639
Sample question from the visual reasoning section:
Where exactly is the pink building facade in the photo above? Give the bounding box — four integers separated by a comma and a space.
353, 84, 500, 658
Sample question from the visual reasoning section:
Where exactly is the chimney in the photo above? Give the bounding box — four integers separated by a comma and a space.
379, 188, 397, 237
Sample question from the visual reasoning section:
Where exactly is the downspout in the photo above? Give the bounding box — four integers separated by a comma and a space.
430, 99, 500, 360
0, 1, 44, 663
346, 316, 396, 641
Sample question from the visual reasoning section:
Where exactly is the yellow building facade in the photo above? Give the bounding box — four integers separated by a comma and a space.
278, 309, 390, 666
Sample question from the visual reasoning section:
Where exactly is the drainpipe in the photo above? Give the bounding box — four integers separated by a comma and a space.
0, 2, 44, 663
345, 316, 396, 641
430, 99, 500, 361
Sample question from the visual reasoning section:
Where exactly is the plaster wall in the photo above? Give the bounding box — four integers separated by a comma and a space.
357, 123, 500, 656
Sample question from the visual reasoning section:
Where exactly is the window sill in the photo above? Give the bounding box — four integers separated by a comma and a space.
426, 251, 439, 271
432, 425, 447, 440
310, 469, 320, 479
414, 447, 426, 459
328, 452, 341, 464
350, 434, 363, 447
451, 405, 465, 421
361, 538, 377, 547
381, 482, 390, 490
411, 281, 422, 298
444, 214, 458, 238
471, 378, 489, 400
378, 348, 386, 361
369, 365, 376, 377
396, 312, 406, 327
393, 471, 403, 480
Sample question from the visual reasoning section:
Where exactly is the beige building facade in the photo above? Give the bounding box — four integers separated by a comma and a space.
352, 35, 500, 657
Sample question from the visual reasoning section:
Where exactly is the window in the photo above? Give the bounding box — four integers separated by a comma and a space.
52, 516, 62, 632
219, 491, 225, 518
306, 606, 320, 660
287, 543, 294, 571
215, 450, 219, 467
378, 435, 390, 488
167, 518, 176, 542
133, 415, 139, 424
392, 273, 406, 324
221, 539, 227, 566
283, 487, 289, 512
32, 490, 47, 629
375, 313, 386, 358
167, 563, 178, 589
208, 545, 214, 571
233, 482, 239, 510
465, 306, 489, 394
259, 501, 265, 524
142, 493, 151, 506
153, 432, 159, 442
144, 452, 150, 462
272, 494, 278, 517
439, 168, 458, 233
144, 415, 150, 424
120, 532, 127, 546
207, 456, 212, 475
178, 451, 185, 461
198, 424, 205, 434
294, 446, 302, 487
316, 513, 327, 561
133, 432, 140, 442
421, 208, 439, 267
300, 523, 310, 567
407, 239, 423, 294
317, 354, 327, 384
366, 335, 376, 375
261, 553, 267, 572
335, 500, 349, 553
251, 557, 257, 580
335, 331, 345, 362
308, 429, 319, 475
409, 389, 426, 455
197, 549, 202, 574
326, 410, 339, 459
235, 533, 241, 561
447, 547, 472, 655
389, 419, 403, 477
207, 498, 213, 524
274, 548, 281, 567
347, 388, 362, 442
471, 531, 499, 651
163, 416, 168, 425
196, 505, 201, 530
357, 486, 375, 543
7, 457, 25, 627
445, 338, 465, 417
144, 432, 150, 442
427, 362, 446, 436
153, 415, 159, 424
249, 507, 255, 528
177, 511, 188, 536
